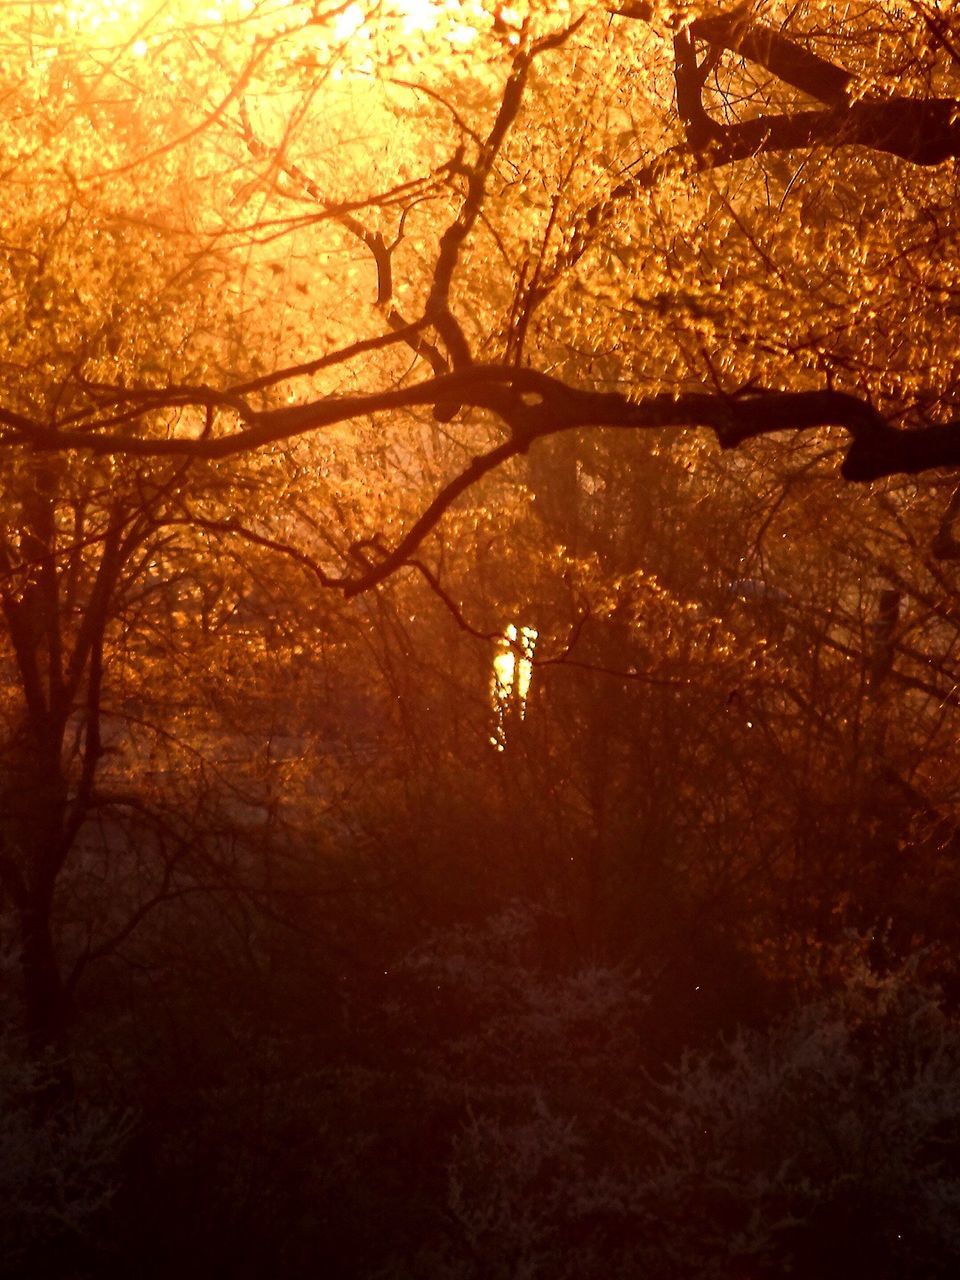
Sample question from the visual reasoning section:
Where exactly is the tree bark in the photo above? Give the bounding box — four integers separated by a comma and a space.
18, 892, 70, 1056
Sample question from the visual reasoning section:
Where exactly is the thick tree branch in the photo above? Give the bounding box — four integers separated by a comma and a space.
689, 10, 855, 106
674, 28, 724, 149
548, 7, 960, 293
616, 3, 854, 105
7, 367, 960, 605
697, 98, 960, 169
8, 367, 960, 475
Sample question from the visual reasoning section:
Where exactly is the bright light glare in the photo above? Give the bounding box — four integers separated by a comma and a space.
491, 623, 538, 750
55, 0, 482, 56
332, 3, 366, 40
333, 0, 480, 46
58, 0, 257, 36
394, 0, 439, 33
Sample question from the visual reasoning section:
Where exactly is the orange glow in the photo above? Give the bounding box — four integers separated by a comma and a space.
50, 0, 497, 68
333, 0, 484, 45
60, 0, 255, 29
51, 0, 259, 53
491, 623, 538, 750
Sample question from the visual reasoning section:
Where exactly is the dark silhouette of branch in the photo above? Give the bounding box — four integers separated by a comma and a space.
551, 7, 960, 291
425, 18, 586, 371
9, 374, 960, 605
688, 9, 855, 106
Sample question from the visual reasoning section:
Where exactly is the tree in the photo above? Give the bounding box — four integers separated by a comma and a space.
4, 0, 960, 1059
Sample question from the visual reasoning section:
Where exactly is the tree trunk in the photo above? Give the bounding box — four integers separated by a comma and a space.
19, 893, 70, 1057
3, 720, 72, 1059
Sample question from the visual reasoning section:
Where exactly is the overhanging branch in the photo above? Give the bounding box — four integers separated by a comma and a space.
7, 368, 960, 600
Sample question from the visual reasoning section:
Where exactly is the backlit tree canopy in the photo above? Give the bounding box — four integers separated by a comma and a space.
4, 0, 960, 1049
9, 6, 960, 1275
5, 0, 960, 561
